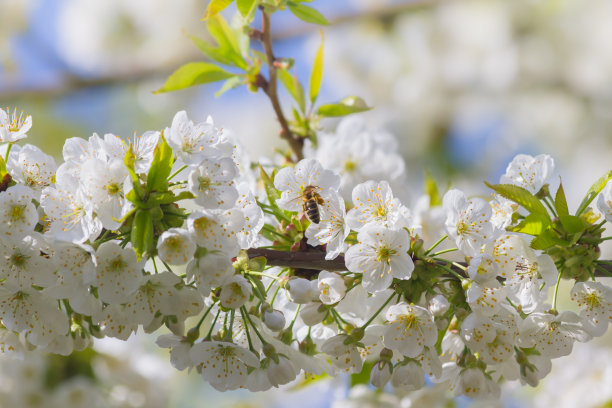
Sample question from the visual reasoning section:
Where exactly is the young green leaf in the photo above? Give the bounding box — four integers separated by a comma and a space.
316, 96, 372, 117
187, 33, 235, 66
131, 209, 154, 261
147, 135, 174, 192
555, 181, 569, 217
309, 31, 324, 103
237, 0, 258, 18
559, 214, 588, 234
288, 2, 329, 25
259, 164, 281, 206
530, 229, 570, 250
203, 0, 233, 20
425, 170, 442, 207
576, 170, 612, 216
484, 182, 550, 217
155, 63, 235, 94
511, 213, 551, 235
215, 75, 246, 97
278, 68, 306, 113
207, 14, 248, 70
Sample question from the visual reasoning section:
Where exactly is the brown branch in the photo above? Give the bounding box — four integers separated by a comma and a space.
259, 9, 304, 162
246, 247, 612, 278
247, 247, 345, 271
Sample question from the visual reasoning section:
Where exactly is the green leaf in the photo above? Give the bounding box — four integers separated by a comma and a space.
576, 170, 612, 216
350, 360, 373, 386
215, 75, 246, 97
207, 14, 248, 70
288, 2, 329, 25
559, 214, 588, 234
425, 170, 442, 207
203, 0, 233, 19
309, 31, 324, 103
0, 154, 6, 175
187, 33, 235, 66
259, 164, 281, 206
316, 96, 372, 117
237, 0, 258, 18
278, 68, 306, 113
485, 182, 550, 217
131, 210, 154, 261
155, 63, 235, 94
530, 230, 570, 250
555, 181, 569, 217
511, 213, 551, 235
147, 134, 174, 192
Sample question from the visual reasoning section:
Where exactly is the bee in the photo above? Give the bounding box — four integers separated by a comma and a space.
301, 185, 325, 224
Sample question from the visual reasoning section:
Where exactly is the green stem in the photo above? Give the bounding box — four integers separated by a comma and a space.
205, 309, 221, 340
595, 265, 612, 278
248, 271, 282, 280
4, 142, 13, 162
241, 306, 267, 344
240, 307, 255, 351
168, 164, 187, 181
543, 196, 558, 217
287, 304, 301, 331
424, 235, 447, 256
433, 258, 465, 281
228, 309, 236, 339
152, 257, 159, 274
428, 247, 458, 257
361, 291, 396, 329
160, 259, 175, 274
552, 270, 563, 312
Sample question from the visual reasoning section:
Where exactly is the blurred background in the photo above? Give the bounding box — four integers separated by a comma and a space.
1, 0, 611, 406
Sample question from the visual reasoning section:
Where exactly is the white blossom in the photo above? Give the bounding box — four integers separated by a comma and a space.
500, 153, 555, 194
157, 228, 196, 266
166, 111, 227, 164
318, 271, 346, 305
345, 225, 414, 294
570, 281, 612, 337
274, 158, 341, 212
187, 157, 238, 209
518, 311, 591, 358
443, 189, 494, 256
0, 185, 38, 238
219, 274, 252, 309
6, 144, 56, 198
598, 180, 612, 223
93, 242, 144, 304
189, 341, 259, 391
345, 180, 413, 231
305, 191, 350, 260
383, 303, 437, 358
0, 107, 31, 142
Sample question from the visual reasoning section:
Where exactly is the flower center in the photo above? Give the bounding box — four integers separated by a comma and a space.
10, 252, 29, 268
9, 204, 25, 222
198, 176, 211, 192
584, 292, 601, 310
376, 246, 394, 263
106, 182, 122, 196
110, 257, 126, 271
400, 313, 418, 330
7, 108, 28, 132
344, 160, 357, 173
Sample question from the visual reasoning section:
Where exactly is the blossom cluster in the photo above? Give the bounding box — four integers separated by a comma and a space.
0, 107, 611, 401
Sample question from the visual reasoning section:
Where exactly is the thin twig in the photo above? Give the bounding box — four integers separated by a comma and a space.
259, 9, 304, 161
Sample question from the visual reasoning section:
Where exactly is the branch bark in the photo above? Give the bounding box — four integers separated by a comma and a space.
246, 247, 612, 278
259, 9, 304, 162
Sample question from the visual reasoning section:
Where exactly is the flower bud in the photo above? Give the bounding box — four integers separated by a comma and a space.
391, 361, 424, 391
286, 277, 317, 304
267, 355, 298, 387
370, 360, 392, 388
263, 309, 286, 332
428, 294, 450, 316
300, 302, 327, 326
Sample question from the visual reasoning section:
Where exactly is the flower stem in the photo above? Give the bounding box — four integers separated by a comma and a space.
424, 235, 447, 256
168, 164, 187, 181
241, 306, 267, 344
361, 291, 396, 329
552, 270, 563, 312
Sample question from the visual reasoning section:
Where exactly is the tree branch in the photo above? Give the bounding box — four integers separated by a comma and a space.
246, 247, 612, 278
259, 9, 304, 161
